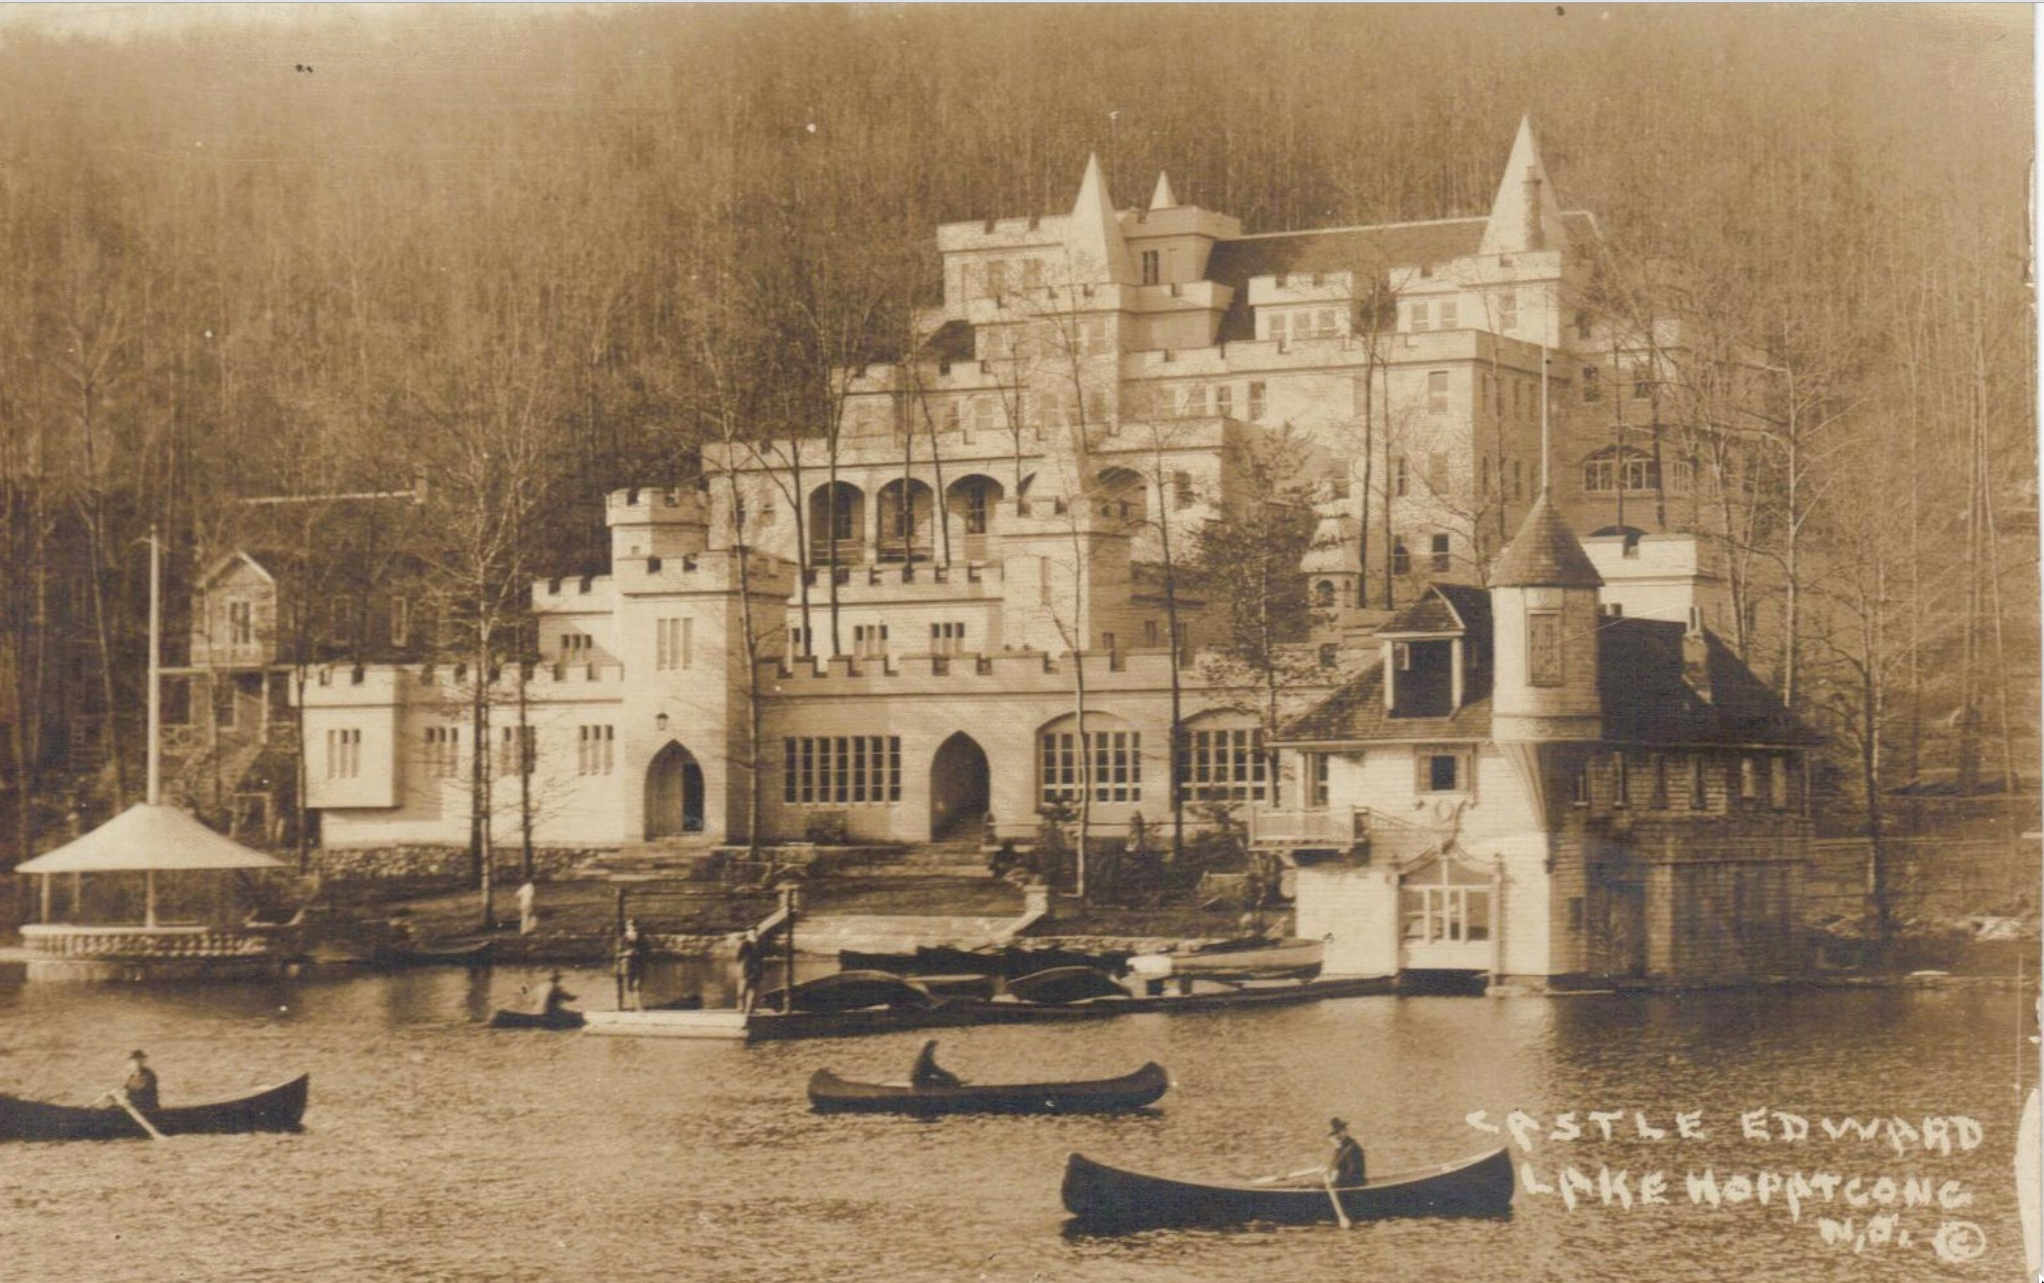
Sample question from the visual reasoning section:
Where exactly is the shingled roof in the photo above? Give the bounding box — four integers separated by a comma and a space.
1379, 582, 1492, 640
1277, 664, 1494, 745
1204, 212, 1599, 344
1488, 493, 1603, 588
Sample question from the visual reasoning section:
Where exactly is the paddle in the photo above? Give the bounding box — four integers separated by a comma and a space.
1250, 1166, 1326, 1186
109, 1090, 167, 1142
1323, 1172, 1352, 1230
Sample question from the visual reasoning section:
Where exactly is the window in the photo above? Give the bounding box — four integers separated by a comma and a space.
985, 259, 1006, 298
1142, 619, 1159, 647
1575, 311, 1593, 340
1613, 752, 1631, 808
1770, 756, 1790, 811
656, 618, 692, 671
390, 596, 410, 647
973, 398, 996, 439
500, 725, 536, 777
943, 402, 962, 435
1513, 460, 1525, 500
1401, 884, 1491, 943
1650, 754, 1670, 809
1498, 290, 1518, 331
1318, 643, 1339, 668
789, 626, 811, 657
1738, 756, 1760, 804
1572, 765, 1591, 805
1305, 752, 1331, 809
1213, 384, 1233, 419
852, 623, 890, 659
1313, 580, 1336, 608
425, 726, 461, 780
1438, 300, 1459, 330
1409, 301, 1431, 332
1429, 533, 1451, 574
1173, 471, 1195, 510
930, 622, 966, 655
963, 485, 990, 535
1391, 538, 1410, 576
163, 675, 192, 726
326, 728, 361, 780
1140, 249, 1160, 285
228, 599, 254, 646
576, 725, 615, 776
1041, 727, 1142, 804
1632, 364, 1653, 400
1583, 447, 1679, 494
1247, 381, 1267, 421
1417, 746, 1471, 793
559, 632, 593, 660
1527, 611, 1563, 686
213, 676, 238, 729
1581, 366, 1601, 402
1180, 727, 1268, 803
1427, 370, 1449, 415
1689, 755, 1709, 809
1394, 456, 1409, 497
1314, 308, 1337, 336
783, 735, 903, 804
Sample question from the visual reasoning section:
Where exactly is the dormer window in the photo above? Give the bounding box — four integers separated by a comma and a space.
228, 600, 253, 646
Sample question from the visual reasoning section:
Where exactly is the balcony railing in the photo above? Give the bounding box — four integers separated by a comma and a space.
19, 924, 280, 959
1247, 806, 1369, 850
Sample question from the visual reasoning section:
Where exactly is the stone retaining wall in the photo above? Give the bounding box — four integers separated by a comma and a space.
310, 845, 607, 883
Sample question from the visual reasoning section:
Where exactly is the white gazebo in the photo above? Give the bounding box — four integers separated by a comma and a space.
15, 803, 290, 982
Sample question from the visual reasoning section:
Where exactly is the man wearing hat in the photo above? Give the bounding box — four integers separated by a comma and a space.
1327, 1117, 1366, 1187
535, 971, 576, 1018
120, 1050, 159, 1113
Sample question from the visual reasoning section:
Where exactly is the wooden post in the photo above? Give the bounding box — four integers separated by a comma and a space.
613, 887, 627, 1008
39, 873, 49, 923
780, 883, 797, 1014
145, 870, 157, 930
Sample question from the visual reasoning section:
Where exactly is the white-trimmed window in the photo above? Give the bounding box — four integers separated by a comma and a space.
1402, 878, 1492, 943
1179, 727, 1268, 803
782, 736, 902, 804
1040, 721, 1141, 804
326, 728, 361, 780
1416, 744, 1473, 794
1305, 752, 1331, 809
656, 617, 692, 671
1409, 301, 1432, 332
228, 600, 254, 646
930, 622, 966, 656
576, 724, 615, 776
1248, 381, 1267, 421
425, 726, 460, 779
853, 623, 889, 659
1437, 300, 1458, 330
559, 632, 593, 660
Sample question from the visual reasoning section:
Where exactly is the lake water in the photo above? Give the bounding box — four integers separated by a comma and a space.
0, 964, 2031, 1283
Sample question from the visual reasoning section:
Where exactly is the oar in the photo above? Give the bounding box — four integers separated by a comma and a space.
110, 1090, 167, 1142
1323, 1172, 1352, 1230
1250, 1166, 1326, 1186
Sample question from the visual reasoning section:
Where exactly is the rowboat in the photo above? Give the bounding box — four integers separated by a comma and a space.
489, 1008, 585, 1030
1126, 936, 1325, 983
808, 1062, 1168, 1116
0, 1074, 310, 1142
760, 970, 934, 1014
372, 939, 493, 969
1004, 966, 1130, 1005
1061, 1145, 1513, 1229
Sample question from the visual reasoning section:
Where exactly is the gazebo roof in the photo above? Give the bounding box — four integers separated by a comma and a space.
16, 804, 285, 874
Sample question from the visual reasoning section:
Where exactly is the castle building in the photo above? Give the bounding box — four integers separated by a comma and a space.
278, 120, 1808, 981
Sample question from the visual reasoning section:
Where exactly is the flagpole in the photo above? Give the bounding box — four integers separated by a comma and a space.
146, 527, 161, 808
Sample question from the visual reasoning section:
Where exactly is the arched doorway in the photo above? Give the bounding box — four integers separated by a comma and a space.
645, 741, 705, 839
929, 732, 990, 840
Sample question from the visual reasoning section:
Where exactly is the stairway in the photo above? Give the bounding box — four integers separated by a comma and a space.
578, 836, 722, 879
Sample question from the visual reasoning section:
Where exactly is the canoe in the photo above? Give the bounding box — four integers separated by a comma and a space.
373, 939, 494, 969
1061, 1145, 1514, 1229
1126, 937, 1325, 982
0, 1074, 310, 1143
490, 1008, 585, 1030
1005, 966, 1130, 1005
760, 970, 933, 1014
808, 1062, 1168, 1116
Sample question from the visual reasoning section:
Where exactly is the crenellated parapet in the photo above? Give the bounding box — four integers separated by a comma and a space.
757, 646, 1209, 697
296, 661, 629, 709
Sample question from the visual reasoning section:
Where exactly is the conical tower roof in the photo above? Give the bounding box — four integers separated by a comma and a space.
1489, 493, 1602, 588
1066, 153, 1136, 285
1149, 170, 1177, 210
1479, 116, 1571, 257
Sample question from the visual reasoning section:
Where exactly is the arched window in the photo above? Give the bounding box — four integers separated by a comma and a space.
1313, 580, 1337, 608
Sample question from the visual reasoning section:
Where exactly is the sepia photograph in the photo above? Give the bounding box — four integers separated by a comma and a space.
0, 3, 2034, 1280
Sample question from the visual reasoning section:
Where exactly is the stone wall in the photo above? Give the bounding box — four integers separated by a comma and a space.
310, 845, 605, 883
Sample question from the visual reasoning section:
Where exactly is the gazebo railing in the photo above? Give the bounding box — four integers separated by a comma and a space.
19, 923, 278, 959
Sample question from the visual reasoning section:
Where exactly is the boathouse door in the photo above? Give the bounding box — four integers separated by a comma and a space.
645, 741, 705, 838
929, 732, 990, 840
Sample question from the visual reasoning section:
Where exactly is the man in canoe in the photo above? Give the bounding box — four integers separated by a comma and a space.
535, 971, 576, 1017
911, 1040, 963, 1089
1327, 1117, 1367, 1187
118, 1050, 159, 1112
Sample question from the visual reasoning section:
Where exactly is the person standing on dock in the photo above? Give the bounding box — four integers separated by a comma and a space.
1327, 1117, 1366, 1187
736, 927, 765, 1015
615, 919, 649, 1010
516, 880, 538, 935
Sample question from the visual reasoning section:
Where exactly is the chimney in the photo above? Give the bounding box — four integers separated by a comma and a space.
1682, 606, 1712, 705
1522, 166, 1545, 252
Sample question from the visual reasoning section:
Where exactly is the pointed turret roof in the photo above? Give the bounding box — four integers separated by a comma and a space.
1478, 116, 1570, 257
1489, 493, 1602, 589
1149, 170, 1177, 210
1067, 153, 1136, 285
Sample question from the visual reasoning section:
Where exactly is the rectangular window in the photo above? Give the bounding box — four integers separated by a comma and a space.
1427, 370, 1450, 414
973, 398, 996, 439
326, 728, 361, 780
1247, 381, 1267, 421
1438, 300, 1458, 330
390, 596, 410, 647
1632, 363, 1653, 400
1140, 249, 1160, 286
1409, 301, 1431, 332
1142, 619, 1159, 647
559, 632, 593, 659
1770, 755, 1790, 810
1179, 728, 1268, 803
228, 599, 254, 646
930, 622, 966, 656
1576, 311, 1593, 340
1527, 612, 1563, 686
1581, 366, 1601, 402
500, 725, 536, 777
577, 725, 615, 776
852, 623, 890, 659
656, 617, 692, 671
782, 736, 903, 805
1393, 456, 1408, 497
1429, 533, 1451, 574
425, 726, 460, 780
1306, 752, 1330, 809
1213, 384, 1233, 419
1173, 471, 1195, 510
213, 676, 238, 729
1738, 756, 1760, 804
1391, 538, 1410, 577
1417, 746, 1470, 793
1040, 728, 1142, 804
1613, 752, 1631, 808
1689, 755, 1709, 810
1401, 885, 1491, 943
1650, 754, 1670, 809
1498, 290, 1518, 330
963, 486, 990, 535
